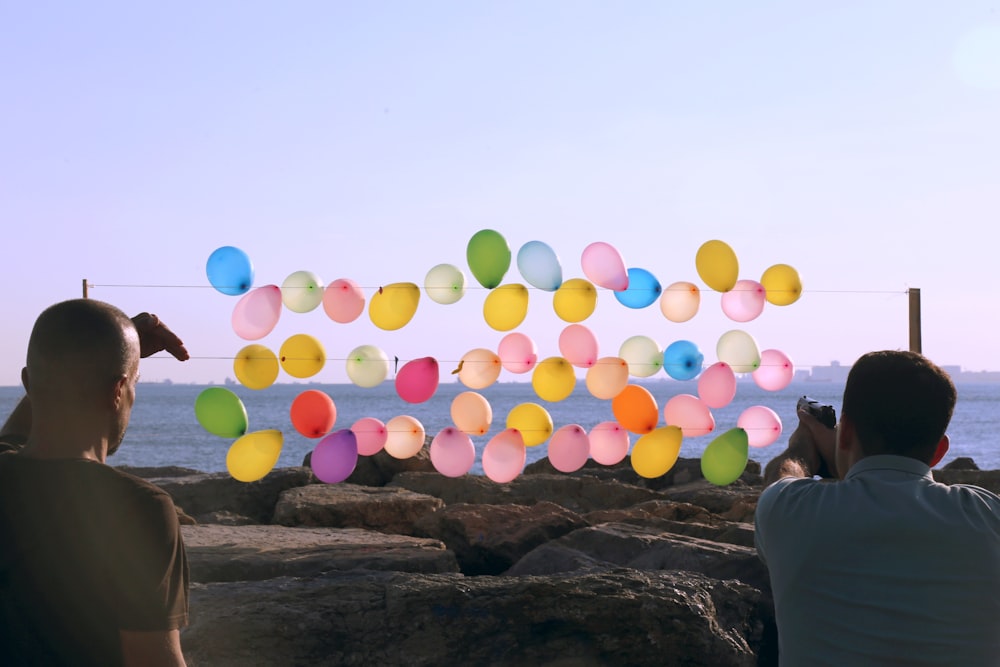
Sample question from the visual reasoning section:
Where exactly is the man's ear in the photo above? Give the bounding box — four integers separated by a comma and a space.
110, 375, 128, 410
836, 416, 854, 451
928, 434, 950, 468
20, 367, 29, 393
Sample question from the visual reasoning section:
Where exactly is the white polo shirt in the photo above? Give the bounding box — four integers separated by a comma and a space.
755, 455, 1000, 667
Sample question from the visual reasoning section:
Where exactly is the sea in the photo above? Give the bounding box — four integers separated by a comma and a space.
2, 380, 997, 474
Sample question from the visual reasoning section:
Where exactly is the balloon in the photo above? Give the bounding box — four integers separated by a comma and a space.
383, 415, 426, 459
548, 424, 590, 473
517, 240, 563, 291
233, 344, 280, 390
482, 429, 526, 483
662, 340, 704, 381
311, 430, 358, 484
451, 391, 493, 436
531, 356, 576, 403
695, 240, 739, 292
194, 387, 248, 438
558, 324, 598, 368
467, 229, 511, 289
323, 278, 366, 323
698, 362, 737, 408
716, 330, 761, 373
232, 285, 282, 340
281, 270, 324, 313
663, 394, 715, 437
457, 348, 502, 389
581, 241, 628, 291
618, 335, 662, 377
760, 263, 802, 306
631, 426, 682, 479
701, 428, 749, 486
345, 345, 390, 388
430, 427, 476, 477
369, 282, 420, 331
738, 406, 783, 448
395, 357, 440, 403
290, 389, 337, 438
614, 268, 661, 309
754, 349, 795, 391
279, 334, 326, 379
424, 263, 467, 305
612, 384, 659, 434
585, 357, 629, 400
498, 332, 538, 374
552, 278, 597, 323
588, 421, 630, 465
506, 402, 553, 447
660, 281, 701, 323
207, 246, 253, 296
483, 283, 529, 331
351, 417, 387, 456
226, 429, 282, 482
721, 279, 766, 322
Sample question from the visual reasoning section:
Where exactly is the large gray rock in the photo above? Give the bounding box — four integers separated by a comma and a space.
272, 483, 444, 534
933, 468, 1000, 494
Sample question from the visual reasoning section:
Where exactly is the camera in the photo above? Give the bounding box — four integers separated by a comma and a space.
797, 396, 837, 429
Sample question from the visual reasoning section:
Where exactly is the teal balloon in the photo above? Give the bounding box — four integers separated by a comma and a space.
207, 246, 254, 296
467, 229, 511, 289
195, 388, 249, 438
517, 240, 563, 291
614, 267, 661, 309
662, 340, 704, 381
700, 427, 749, 486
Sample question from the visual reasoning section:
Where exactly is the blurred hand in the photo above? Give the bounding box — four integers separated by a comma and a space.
131, 312, 190, 361
795, 405, 838, 478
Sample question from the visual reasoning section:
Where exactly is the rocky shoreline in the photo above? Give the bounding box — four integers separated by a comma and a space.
118, 453, 999, 667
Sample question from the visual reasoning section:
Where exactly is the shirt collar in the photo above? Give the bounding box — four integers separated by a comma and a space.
844, 454, 933, 480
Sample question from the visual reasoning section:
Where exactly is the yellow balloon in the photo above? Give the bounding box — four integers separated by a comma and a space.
506, 402, 553, 447
531, 356, 576, 402
585, 356, 630, 400
631, 426, 682, 479
695, 240, 739, 292
226, 429, 283, 482
760, 264, 802, 306
552, 278, 597, 323
457, 348, 502, 389
279, 334, 326, 379
234, 344, 279, 390
369, 282, 420, 331
483, 283, 529, 331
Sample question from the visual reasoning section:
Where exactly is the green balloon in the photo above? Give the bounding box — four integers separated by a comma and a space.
467, 229, 511, 289
195, 388, 249, 438
700, 427, 749, 486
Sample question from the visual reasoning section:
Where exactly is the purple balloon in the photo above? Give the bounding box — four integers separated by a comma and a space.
311, 429, 358, 483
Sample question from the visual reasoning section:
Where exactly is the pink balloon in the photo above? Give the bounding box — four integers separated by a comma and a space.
482, 428, 526, 483
323, 278, 366, 323
231, 285, 282, 340
548, 424, 590, 473
497, 332, 538, 374
558, 324, 598, 368
663, 394, 716, 437
698, 362, 737, 409
721, 280, 766, 322
738, 405, 783, 448
588, 421, 630, 465
581, 241, 629, 291
311, 430, 358, 483
351, 417, 387, 456
395, 357, 440, 403
430, 427, 476, 477
753, 349, 795, 391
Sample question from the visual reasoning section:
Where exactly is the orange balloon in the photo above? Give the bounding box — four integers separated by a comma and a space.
611, 384, 659, 434
289, 389, 337, 438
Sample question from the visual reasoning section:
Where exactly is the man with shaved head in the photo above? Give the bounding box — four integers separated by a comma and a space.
0, 299, 191, 667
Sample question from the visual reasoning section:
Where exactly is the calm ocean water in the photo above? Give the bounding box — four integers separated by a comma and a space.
1, 380, 997, 474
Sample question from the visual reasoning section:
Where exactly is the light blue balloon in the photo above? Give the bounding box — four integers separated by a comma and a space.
516, 241, 563, 291
662, 339, 704, 381
207, 246, 254, 296
614, 267, 661, 309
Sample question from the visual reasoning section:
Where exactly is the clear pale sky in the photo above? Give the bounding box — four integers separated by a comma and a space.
2, 2, 998, 386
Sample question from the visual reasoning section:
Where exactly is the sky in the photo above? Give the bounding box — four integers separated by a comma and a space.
1, 1, 999, 386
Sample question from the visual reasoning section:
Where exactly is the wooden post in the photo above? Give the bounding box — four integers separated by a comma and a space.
82, 279, 89, 299
908, 288, 921, 353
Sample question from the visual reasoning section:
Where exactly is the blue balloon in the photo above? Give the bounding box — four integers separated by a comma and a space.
614, 268, 661, 309
516, 240, 563, 291
207, 246, 254, 296
662, 340, 705, 381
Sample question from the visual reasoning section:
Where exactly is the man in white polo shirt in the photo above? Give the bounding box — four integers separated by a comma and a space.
755, 350, 1000, 666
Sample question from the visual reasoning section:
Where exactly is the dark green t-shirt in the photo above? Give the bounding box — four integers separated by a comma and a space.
0, 443, 189, 666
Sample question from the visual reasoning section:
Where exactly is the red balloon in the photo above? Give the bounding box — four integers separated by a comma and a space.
290, 390, 337, 438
